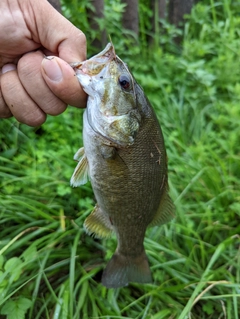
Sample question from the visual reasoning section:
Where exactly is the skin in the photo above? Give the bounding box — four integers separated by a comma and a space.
0, 0, 87, 126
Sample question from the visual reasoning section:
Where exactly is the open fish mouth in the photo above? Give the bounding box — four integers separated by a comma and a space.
70, 43, 116, 76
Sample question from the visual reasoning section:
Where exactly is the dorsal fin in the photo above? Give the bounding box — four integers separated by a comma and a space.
149, 190, 175, 227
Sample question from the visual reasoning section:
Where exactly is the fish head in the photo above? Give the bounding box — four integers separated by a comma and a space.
73, 43, 141, 147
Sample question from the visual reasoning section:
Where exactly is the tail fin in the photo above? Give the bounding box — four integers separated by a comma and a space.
101, 251, 152, 288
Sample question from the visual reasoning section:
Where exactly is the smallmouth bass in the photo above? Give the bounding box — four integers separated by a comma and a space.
71, 43, 175, 288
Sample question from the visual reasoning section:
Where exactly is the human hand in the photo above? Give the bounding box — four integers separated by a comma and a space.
0, 0, 87, 126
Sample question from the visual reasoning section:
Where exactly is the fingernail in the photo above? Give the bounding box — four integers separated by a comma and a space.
42, 57, 63, 82
1, 63, 17, 74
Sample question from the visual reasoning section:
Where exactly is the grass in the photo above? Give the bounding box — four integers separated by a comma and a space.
0, 0, 240, 318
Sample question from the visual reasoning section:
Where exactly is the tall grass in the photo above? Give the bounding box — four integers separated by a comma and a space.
0, 0, 240, 318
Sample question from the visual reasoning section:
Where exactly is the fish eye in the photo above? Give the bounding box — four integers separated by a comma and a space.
118, 74, 131, 90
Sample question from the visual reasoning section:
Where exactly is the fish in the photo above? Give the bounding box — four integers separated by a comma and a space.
70, 43, 175, 288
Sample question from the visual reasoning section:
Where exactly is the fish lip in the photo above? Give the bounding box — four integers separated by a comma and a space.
91, 42, 116, 61
70, 42, 116, 72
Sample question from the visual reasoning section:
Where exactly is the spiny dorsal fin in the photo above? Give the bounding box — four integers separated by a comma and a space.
70, 147, 89, 187
149, 191, 175, 227
84, 205, 114, 238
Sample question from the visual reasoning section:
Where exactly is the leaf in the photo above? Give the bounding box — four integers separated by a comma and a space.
0, 298, 32, 319
57, 183, 72, 196
0, 255, 4, 269
4, 257, 23, 282
22, 245, 37, 263
0, 270, 8, 289
203, 301, 214, 315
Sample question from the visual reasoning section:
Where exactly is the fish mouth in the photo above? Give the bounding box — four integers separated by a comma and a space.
90, 42, 116, 63
70, 43, 116, 76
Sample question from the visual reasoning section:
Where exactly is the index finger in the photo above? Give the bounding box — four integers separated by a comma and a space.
19, 0, 86, 62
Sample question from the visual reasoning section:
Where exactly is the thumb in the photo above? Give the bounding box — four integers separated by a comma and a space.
41, 56, 87, 108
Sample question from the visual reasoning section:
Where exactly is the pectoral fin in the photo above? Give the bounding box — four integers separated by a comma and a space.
149, 190, 175, 227
84, 205, 113, 238
70, 147, 89, 187
73, 147, 85, 161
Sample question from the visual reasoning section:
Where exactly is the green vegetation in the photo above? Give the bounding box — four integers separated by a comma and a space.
0, 1, 239, 318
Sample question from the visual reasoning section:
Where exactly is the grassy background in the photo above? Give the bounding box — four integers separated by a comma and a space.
0, 0, 240, 318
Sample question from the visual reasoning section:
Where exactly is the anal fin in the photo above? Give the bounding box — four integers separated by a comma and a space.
84, 205, 113, 238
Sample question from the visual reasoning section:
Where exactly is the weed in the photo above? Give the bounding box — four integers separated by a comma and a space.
0, 1, 239, 318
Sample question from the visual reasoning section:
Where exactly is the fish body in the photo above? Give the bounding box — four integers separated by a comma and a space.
71, 44, 174, 288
